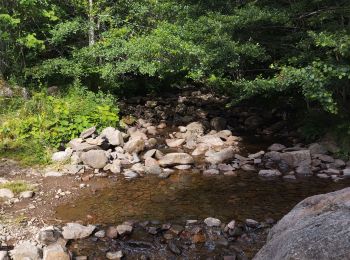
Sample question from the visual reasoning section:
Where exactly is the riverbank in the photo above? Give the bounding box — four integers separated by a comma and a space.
1, 89, 350, 259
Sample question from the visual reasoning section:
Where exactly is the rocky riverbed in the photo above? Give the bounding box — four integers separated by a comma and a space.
1, 89, 350, 259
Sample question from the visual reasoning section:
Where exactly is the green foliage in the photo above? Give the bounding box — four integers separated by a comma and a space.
0, 85, 119, 164
1, 0, 350, 117
50, 18, 85, 44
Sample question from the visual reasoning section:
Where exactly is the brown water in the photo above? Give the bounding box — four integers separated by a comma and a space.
55, 133, 350, 259
56, 170, 350, 225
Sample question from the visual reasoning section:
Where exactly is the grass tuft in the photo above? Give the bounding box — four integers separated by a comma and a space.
0, 181, 33, 194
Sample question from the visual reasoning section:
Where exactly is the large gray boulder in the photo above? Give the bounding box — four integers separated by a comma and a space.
254, 187, 350, 260
81, 150, 108, 169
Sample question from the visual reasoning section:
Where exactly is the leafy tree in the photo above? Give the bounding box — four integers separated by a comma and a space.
1, 0, 349, 114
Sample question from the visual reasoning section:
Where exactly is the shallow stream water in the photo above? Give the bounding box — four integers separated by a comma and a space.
56, 135, 350, 225
53, 131, 350, 259
57, 170, 350, 225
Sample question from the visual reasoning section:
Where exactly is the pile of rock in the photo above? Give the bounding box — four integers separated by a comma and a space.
119, 89, 292, 139
231, 142, 350, 181
2, 215, 270, 259
49, 120, 240, 179
4, 224, 94, 260
49, 119, 350, 182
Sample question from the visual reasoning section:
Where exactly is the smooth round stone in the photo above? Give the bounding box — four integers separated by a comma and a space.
204, 217, 221, 227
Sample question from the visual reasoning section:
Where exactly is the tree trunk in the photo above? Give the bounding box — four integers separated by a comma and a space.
88, 0, 95, 46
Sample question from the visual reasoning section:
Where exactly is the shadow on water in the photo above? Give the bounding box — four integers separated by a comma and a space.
56, 171, 350, 225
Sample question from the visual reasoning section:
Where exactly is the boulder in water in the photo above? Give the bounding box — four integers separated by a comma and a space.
158, 153, 194, 166
254, 187, 350, 260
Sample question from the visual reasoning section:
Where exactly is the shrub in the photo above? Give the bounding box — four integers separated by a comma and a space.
0, 85, 119, 164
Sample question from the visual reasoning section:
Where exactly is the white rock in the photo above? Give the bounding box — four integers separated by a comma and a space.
205, 148, 235, 164
174, 165, 192, 170
117, 224, 133, 235
122, 171, 138, 179
248, 151, 265, 159
178, 126, 187, 133
106, 251, 123, 260
19, 191, 34, 199
51, 150, 71, 162
10, 241, 41, 260
165, 138, 185, 148
94, 230, 105, 238
62, 223, 95, 240
204, 217, 221, 227
158, 153, 194, 166
101, 127, 124, 146
110, 160, 122, 174
198, 135, 224, 147
0, 189, 14, 199
227, 220, 236, 230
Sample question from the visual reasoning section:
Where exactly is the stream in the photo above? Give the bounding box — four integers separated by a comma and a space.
54, 134, 350, 259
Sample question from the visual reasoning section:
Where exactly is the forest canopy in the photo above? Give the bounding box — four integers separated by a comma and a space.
1, 0, 350, 113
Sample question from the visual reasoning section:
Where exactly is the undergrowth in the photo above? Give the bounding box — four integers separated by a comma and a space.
0, 84, 119, 165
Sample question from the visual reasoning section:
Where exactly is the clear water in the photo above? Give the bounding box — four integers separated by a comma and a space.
56, 170, 350, 225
